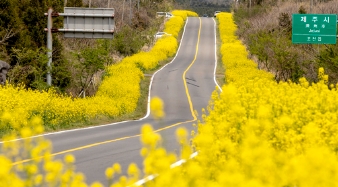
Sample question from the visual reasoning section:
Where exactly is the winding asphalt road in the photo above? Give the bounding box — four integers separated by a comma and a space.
7, 17, 219, 185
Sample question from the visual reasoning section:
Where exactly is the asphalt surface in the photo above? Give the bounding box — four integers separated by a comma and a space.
6, 17, 219, 185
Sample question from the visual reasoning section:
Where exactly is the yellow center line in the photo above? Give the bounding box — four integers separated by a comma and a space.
12, 17, 202, 166
12, 135, 140, 165
12, 120, 195, 166
182, 17, 202, 121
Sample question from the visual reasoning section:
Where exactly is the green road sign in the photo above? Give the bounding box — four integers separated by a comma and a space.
292, 14, 337, 44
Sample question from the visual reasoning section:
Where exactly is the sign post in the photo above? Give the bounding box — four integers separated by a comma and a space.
44, 8, 115, 86
292, 14, 337, 44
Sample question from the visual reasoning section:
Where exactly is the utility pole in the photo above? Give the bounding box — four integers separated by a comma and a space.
47, 8, 53, 86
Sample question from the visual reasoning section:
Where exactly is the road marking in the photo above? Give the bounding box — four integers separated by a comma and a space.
143, 18, 190, 120
12, 120, 196, 166
182, 18, 202, 121
132, 145, 199, 186
213, 18, 223, 92
12, 135, 139, 165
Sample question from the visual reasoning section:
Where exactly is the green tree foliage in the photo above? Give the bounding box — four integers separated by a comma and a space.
1, 0, 170, 95
74, 44, 110, 96
0, 0, 82, 91
8, 48, 48, 89
112, 25, 147, 56
0, 0, 21, 49
317, 45, 338, 84
248, 30, 303, 82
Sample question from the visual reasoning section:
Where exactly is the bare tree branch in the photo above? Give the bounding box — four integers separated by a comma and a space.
0, 28, 17, 45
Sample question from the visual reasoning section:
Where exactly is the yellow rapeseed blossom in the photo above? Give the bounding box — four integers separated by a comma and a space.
0, 155, 12, 176
64, 154, 75, 164
150, 97, 165, 120
105, 167, 114, 179
91, 182, 103, 187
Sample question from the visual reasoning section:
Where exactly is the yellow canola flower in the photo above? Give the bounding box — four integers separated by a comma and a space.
91, 182, 103, 187
150, 97, 165, 120
140, 124, 161, 148
64, 154, 75, 164
113, 163, 121, 174
0, 155, 12, 176
34, 174, 43, 186
105, 167, 114, 179
176, 127, 188, 144
20, 127, 32, 138
127, 162, 139, 178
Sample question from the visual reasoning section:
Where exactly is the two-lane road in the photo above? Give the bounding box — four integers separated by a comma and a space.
9, 17, 219, 185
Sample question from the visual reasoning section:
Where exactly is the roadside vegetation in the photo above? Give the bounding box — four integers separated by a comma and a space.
0, 0, 173, 94
0, 10, 198, 187
0, 8, 198, 138
0, 0, 198, 136
233, 0, 338, 84
2, 11, 338, 187
1, 0, 338, 186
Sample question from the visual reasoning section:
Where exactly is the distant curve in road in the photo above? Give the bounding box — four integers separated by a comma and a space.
7, 17, 219, 185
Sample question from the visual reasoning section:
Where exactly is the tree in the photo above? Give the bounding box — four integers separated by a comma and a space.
0, 0, 21, 48
0, 0, 76, 91
75, 45, 110, 97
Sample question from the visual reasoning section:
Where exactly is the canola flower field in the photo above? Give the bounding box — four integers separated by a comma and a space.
1, 10, 338, 187
0, 10, 198, 136
140, 12, 338, 186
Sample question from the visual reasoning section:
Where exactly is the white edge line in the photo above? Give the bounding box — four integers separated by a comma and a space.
170, 159, 186, 168
213, 18, 223, 92
132, 174, 158, 186
140, 17, 190, 120
132, 151, 199, 186
168, 151, 198, 171
0, 18, 191, 144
